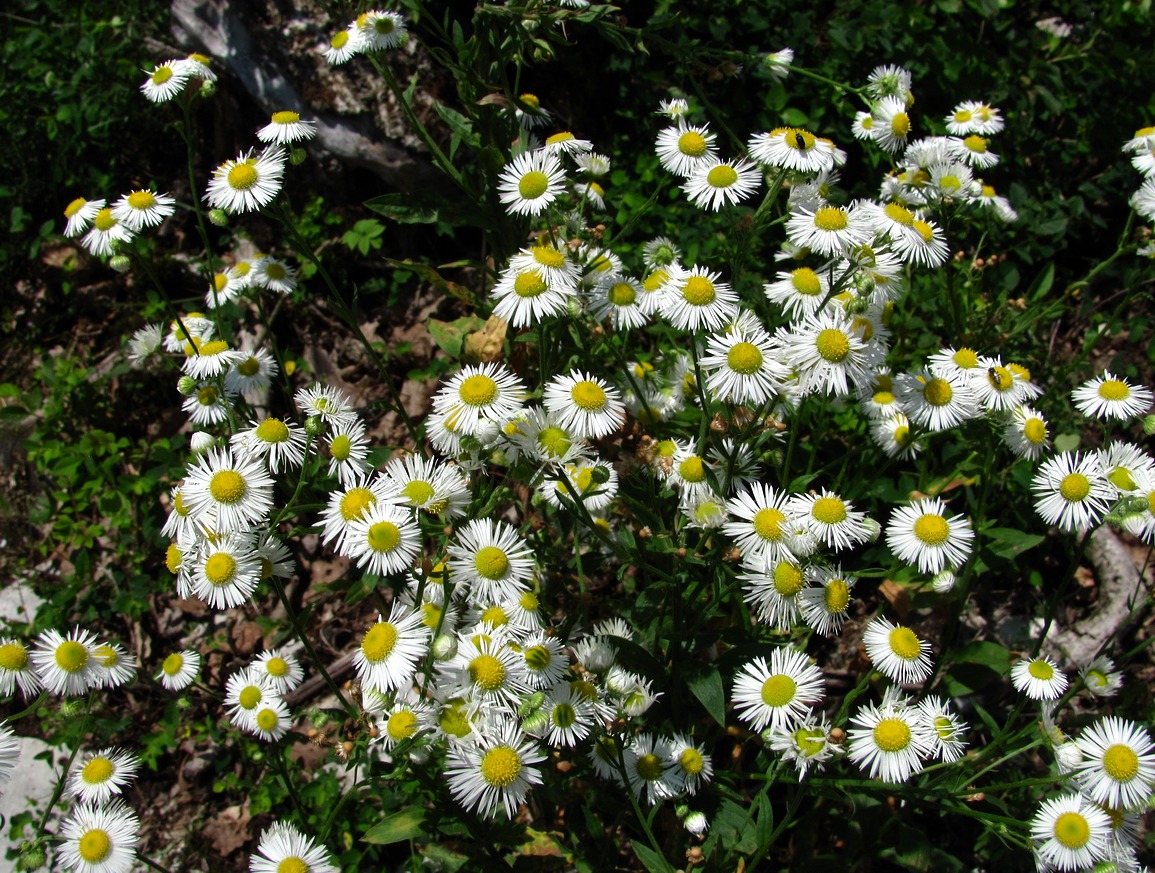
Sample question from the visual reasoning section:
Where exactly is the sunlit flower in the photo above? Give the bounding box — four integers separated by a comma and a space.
250, 821, 337, 873
445, 720, 545, 819
69, 748, 140, 806
141, 60, 188, 102
496, 149, 566, 216
655, 124, 718, 177
886, 496, 974, 574
111, 189, 175, 231
683, 158, 761, 210
846, 696, 934, 783
1072, 371, 1154, 422
1029, 793, 1112, 872
1011, 655, 1068, 700
31, 627, 97, 697
205, 147, 287, 214
732, 648, 825, 733
1072, 717, 1155, 810
156, 649, 200, 691
862, 616, 933, 684
59, 800, 139, 873
1031, 451, 1113, 533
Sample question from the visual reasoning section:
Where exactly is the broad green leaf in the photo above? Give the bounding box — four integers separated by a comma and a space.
685, 665, 726, 727
631, 840, 675, 873
984, 527, 1046, 558
362, 807, 426, 844
428, 316, 485, 358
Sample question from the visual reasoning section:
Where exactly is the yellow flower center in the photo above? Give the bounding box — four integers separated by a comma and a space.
331, 30, 349, 48
940, 174, 961, 191
963, 135, 987, 154
93, 208, 117, 232
367, 521, 401, 553
82, 757, 114, 785
64, 197, 87, 218
546, 131, 575, 145
888, 626, 922, 660
518, 171, 549, 200
459, 374, 498, 406
480, 745, 521, 786
402, 479, 435, 506
789, 267, 822, 296
440, 703, 472, 738
469, 654, 506, 691
362, 622, 398, 662
78, 829, 112, 863
474, 545, 510, 580
913, 513, 949, 545
812, 496, 847, 524
265, 263, 287, 281
953, 109, 973, 123
272, 110, 300, 124
1102, 744, 1140, 782
609, 282, 636, 306
873, 718, 912, 752
752, 507, 786, 541
520, 591, 539, 611
634, 752, 663, 781
727, 341, 763, 374
255, 419, 289, 443
890, 112, 911, 136
643, 269, 669, 292
814, 206, 848, 231
513, 271, 547, 298
571, 380, 607, 411
340, 487, 376, 522
161, 653, 185, 676
552, 702, 576, 728
227, 162, 259, 191
761, 673, 797, 707
1059, 473, 1090, 502
277, 858, 309, 873
531, 245, 566, 269
238, 685, 262, 709
524, 645, 552, 672
520, 93, 540, 109
682, 275, 716, 306
127, 190, 157, 210
1098, 379, 1130, 401
678, 131, 708, 157
55, 641, 88, 673
256, 708, 279, 731
953, 348, 979, 368
824, 578, 851, 613
537, 426, 572, 458
151, 67, 173, 85
707, 165, 738, 189
237, 356, 260, 377
204, 552, 237, 585
209, 470, 246, 504
0, 642, 28, 671
774, 562, 805, 597
815, 328, 850, 363
1027, 659, 1054, 680
481, 605, 508, 626
794, 726, 826, 756
1108, 468, 1136, 491
912, 219, 934, 242
786, 128, 816, 150
1052, 812, 1091, 849
387, 711, 419, 741
678, 456, 706, 483
884, 203, 913, 226
679, 748, 704, 775
923, 378, 953, 407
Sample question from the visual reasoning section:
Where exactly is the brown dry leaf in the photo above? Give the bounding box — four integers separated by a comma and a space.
231, 620, 263, 656
1074, 564, 1096, 589
878, 579, 910, 621
204, 803, 252, 856
464, 315, 507, 363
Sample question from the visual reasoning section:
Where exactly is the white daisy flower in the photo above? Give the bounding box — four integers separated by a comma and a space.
445, 720, 545, 819
917, 696, 967, 762
232, 417, 307, 474
253, 648, 305, 696
896, 367, 980, 432
587, 274, 649, 330
1071, 371, 1154, 422
747, 127, 837, 173
59, 800, 139, 873
789, 488, 872, 552
798, 566, 855, 637
252, 256, 297, 294
496, 149, 566, 216
866, 64, 913, 101
763, 266, 830, 321
140, 61, 188, 102
659, 266, 740, 333
886, 496, 974, 574
90, 642, 136, 689
872, 96, 913, 154
156, 649, 200, 691
1029, 793, 1112, 872
80, 207, 134, 257
248, 696, 294, 742
741, 559, 806, 630
862, 616, 934, 684
846, 697, 934, 783
1003, 404, 1051, 460
491, 262, 575, 327
447, 518, 535, 604
732, 648, 825, 733
624, 734, 678, 805
295, 383, 356, 428
513, 92, 551, 129
1031, 451, 1114, 533
250, 821, 337, 873
1080, 655, 1123, 698
325, 418, 372, 486
655, 124, 718, 177
63, 197, 105, 238
0, 638, 40, 698
319, 475, 401, 556
786, 202, 872, 257
111, 189, 175, 231
1072, 716, 1155, 810
372, 698, 435, 751
432, 362, 527, 438
768, 715, 842, 779
175, 53, 216, 82
682, 157, 761, 211
977, 183, 1018, 221
257, 110, 318, 144
344, 501, 422, 577
205, 146, 286, 214
950, 134, 999, 169
31, 627, 97, 697
542, 370, 626, 439
699, 319, 786, 405
69, 748, 140, 806
352, 9, 408, 51
945, 100, 1004, 136
182, 447, 276, 532
1010, 655, 1068, 700
779, 309, 884, 398
0, 724, 18, 790
532, 683, 595, 748
381, 454, 470, 519
871, 412, 921, 460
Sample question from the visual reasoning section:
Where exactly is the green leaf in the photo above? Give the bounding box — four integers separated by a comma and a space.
434, 102, 480, 149
362, 807, 426, 844
428, 316, 485, 358
753, 791, 774, 850
384, 258, 474, 303
685, 665, 726, 726
1054, 433, 1081, 453
364, 192, 439, 224
942, 641, 1009, 695
1025, 262, 1055, 301
984, 527, 1046, 559
631, 840, 675, 873
604, 635, 665, 683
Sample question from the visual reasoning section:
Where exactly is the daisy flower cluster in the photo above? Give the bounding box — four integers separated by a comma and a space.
138, 53, 217, 103
1124, 123, 1155, 252
0, 627, 136, 700
322, 9, 409, 65
62, 186, 176, 259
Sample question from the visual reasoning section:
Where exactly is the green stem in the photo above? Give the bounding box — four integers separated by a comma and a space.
36, 692, 95, 833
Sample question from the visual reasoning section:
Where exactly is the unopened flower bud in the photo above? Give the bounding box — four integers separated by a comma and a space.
304, 414, 326, 437
674, 803, 690, 819
862, 517, 882, 542
109, 254, 132, 273
307, 708, 333, 729
60, 699, 85, 718
432, 633, 457, 661
684, 811, 709, 835
589, 465, 611, 486
521, 710, 550, 734
177, 376, 198, 396
931, 569, 956, 593
854, 272, 876, 296
17, 839, 46, 871
208, 208, 229, 227
518, 690, 547, 719
1143, 414, 1155, 436
189, 432, 215, 454
199, 80, 217, 99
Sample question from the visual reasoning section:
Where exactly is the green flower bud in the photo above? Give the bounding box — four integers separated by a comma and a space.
208, 208, 229, 227
177, 376, 198, 396
517, 690, 547, 719
304, 414, 326, 437
1143, 414, 1155, 436
108, 254, 132, 273
17, 839, 46, 871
